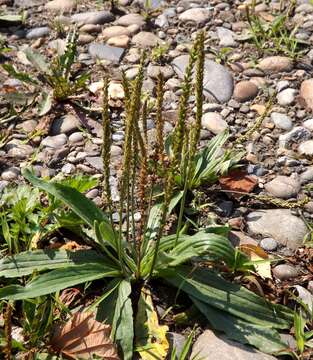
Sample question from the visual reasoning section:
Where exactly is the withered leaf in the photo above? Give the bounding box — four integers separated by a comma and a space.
51, 311, 120, 360
219, 170, 258, 198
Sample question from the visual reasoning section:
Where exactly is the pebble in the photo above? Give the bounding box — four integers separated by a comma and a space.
270, 112, 292, 131
88, 43, 125, 63
41, 134, 68, 148
51, 114, 81, 135
277, 88, 297, 106
217, 27, 237, 47
303, 119, 313, 131
45, 0, 76, 12
191, 330, 275, 360
71, 11, 114, 25
201, 112, 228, 134
69, 132, 84, 143
132, 31, 162, 48
115, 13, 145, 27
258, 56, 293, 74
299, 79, 313, 111
300, 167, 313, 184
178, 8, 210, 23
233, 81, 258, 102
107, 34, 130, 48
61, 163, 75, 174
279, 126, 311, 148
172, 55, 233, 103
8, 144, 33, 159
1, 167, 20, 181
85, 156, 103, 171
272, 264, 299, 281
102, 26, 130, 40
147, 64, 174, 80
26, 27, 50, 39
264, 174, 301, 199
260, 238, 278, 252
246, 209, 308, 249
0, 180, 9, 192
298, 140, 313, 156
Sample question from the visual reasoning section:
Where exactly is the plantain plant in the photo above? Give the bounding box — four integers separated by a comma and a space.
0, 32, 293, 359
1, 28, 90, 117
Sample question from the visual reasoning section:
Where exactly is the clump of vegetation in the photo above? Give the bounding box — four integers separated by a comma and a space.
0, 31, 295, 359
1, 28, 89, 117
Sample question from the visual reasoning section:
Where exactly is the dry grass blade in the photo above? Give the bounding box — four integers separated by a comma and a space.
51, 311, 120, 360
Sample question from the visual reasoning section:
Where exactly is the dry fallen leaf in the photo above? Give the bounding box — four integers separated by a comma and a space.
51, 311, 120, 360
240, 244, 272, 279
219, 170, 258, 198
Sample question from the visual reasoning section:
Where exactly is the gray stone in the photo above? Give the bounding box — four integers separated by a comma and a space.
132, 31, 162, 48
1, 167, 20, 181
8, 144, 33, 159
260, 238, 278, 251
271, 112, 292, 131
191, 330, 276, 360
178, 8, 210, 23
201, 112, 228, 134
85, 156, 103, 171
258, 56, 293, 74
246, 209, 308, 249
26, 27, 50, 39
167, 332, 187, 359
41, 134, 68, 148
45, 0, 76, 12
71, 11, 114, 25
300, 167, 313, 184
0, 180, 9, 192
279, 126, 311, 148
14, 0, 45, 7
61, 163, 75, 174
115, 13, 145, 27
277, 88, 297, 106
88, 43, 124, 63
264, 174, 301, 199
172, 55, 233, 103
298, 140, 313, 156
217, 27, 237, 47
155, 14, 168, 27
272, 264, 299, 281
69, 132, 84, 143
51, 114, 81, 135
17, 119, 38, 133
303, 119, 313, 131
147, 64, 174, 80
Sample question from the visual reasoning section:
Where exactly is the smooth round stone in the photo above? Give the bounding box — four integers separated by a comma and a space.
270, 112, 292, 131
272, 264, 299, 281
277, 88, 297, 106
217, 27, 237, 47
298, 140, 313, 156
115, 13, 145, 27
132, 31, 162, 48
45, 0, 76, 12
300, 167, 313, 184
80, 24, 102, 33
264, 175, 300, 199
279, 126, 311, 148
61, 163, 75, 174
112, 133, 124, 141
51, 114, 81, 135
78, 34, 94, 45
300, 79, 313, 112
41, 134, 68, 148
260, 238, 278, 251
69, 132, 84, 143
201, 112, 228, 134
101, 25, 130, 40
258, 56, 293, 74
88, 43, 125, 63
17, 119, 38, 133
0, 180, 9, 192
107, 34, 130, 48
8, 144, 33, 159
233, 81, 258, 102
147, 64, 174, 80
86, 188, 99, 199
71, 11, 114, 25
1, 167, 20, 181
303, 119, 313, 131
178, 8, 210, 23
26, 27, 50, 39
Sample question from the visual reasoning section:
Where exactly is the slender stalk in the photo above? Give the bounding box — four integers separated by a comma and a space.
4, 302, 12, 360
155, 73, 165, 165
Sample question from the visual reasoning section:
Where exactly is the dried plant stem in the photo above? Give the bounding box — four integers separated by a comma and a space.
4, 302, 12, 360
155, 73, 165, 165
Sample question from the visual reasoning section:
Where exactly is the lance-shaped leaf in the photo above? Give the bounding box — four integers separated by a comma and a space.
2, 63, 37, 85
38, 91, 53, 116
25, 47, 51, 75
0, 264, 120, 300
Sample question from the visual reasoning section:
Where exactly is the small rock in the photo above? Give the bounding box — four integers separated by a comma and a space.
8, 144, 33, 159
300, 79, 313, 111
45, 0, 76, 12
0, 180, 9, 192
147, 64, 174, 80
17, 119, 38, 133
88, 43, 124, 63
132, 31, 162, 48
167, 333, 188, 359
86, 188, 99, 199
1, 167, 20, 181
298, 140, 313, 156
279, 126, 311, 148
61, 163, 75, 174
26, 27, 50, 39
277, 88, 297, 106
272, 264, 299, 281
102, 25, 130, 40
191, 330, 276, 360
80, 24, 102, 33
233, 81, 258, 102
69, 132, 84, 143
51, 114, 81, 135
300, 167, 313, 184
264, 174, 301, 199
246, 209, 308, 249
71, 11, 114, 25
258, 56, 293, 74
217, 27, 237, 47
260, 238, 278, 252
85, 156, 103, 171
108, 82, 124, 99
303, 119, 313, 131
78, 34, 94, 45
271, 112, 293, 131
201, 112, 228, 134
107, 34, 130, 48
178, 8, 210, 23
41, 134, 68, 148
115, 13, 145, 27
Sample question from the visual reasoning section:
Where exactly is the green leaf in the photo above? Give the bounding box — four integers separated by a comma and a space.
0, 264, 119, 300
192, 297, 288, 354
23, 169, 109, 229
38, 91, 52, 116
161, 266, 293, 329
2, 63, 37, 85
0, 249, 109, 278
25, 48, 51, 75
0, 14, 22, 22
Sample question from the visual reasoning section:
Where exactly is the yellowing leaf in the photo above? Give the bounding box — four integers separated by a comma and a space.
240, 244, 272, 279
51, 311, 120, 360
135, 288, 169, 360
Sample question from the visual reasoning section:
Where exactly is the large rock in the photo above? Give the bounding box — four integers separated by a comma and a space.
88, 43, 124, 62
172, 55, 233, 103
299, 79, 313, 111
71, 11, 114, 25
264, 175, 301, 199
246, 209, 308, 249
191, 330, 276, 360
258, 56, 293, 74
178, 8, 210, 23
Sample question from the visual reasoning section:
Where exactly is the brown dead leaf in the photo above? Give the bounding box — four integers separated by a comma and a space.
219, 170, 258, 198
51, 312, 120, 360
